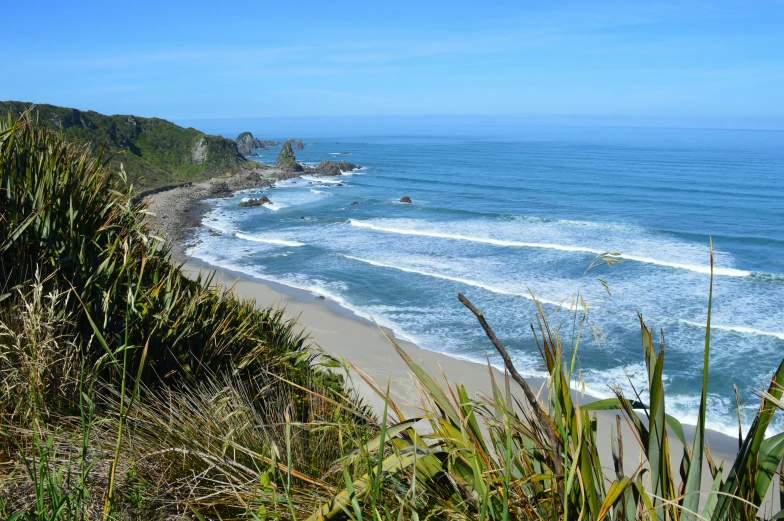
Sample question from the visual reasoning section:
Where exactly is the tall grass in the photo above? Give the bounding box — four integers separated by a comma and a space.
0, 111, 342, 395
0, 102, 365, 518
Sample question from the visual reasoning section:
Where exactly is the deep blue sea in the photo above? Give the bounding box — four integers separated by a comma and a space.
187, 125, 784, 436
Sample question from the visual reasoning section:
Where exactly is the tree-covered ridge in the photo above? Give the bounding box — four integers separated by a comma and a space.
0, 101, 248, 190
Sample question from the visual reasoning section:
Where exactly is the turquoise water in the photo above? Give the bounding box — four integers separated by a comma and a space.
188, 126, 784, 436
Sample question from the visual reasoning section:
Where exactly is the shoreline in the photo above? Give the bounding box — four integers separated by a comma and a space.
145, 167, 743, 483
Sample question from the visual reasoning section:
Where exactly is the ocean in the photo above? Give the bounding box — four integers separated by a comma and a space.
186, 124, 784, 437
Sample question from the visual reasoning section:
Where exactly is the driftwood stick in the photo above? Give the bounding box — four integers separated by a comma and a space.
616, 414, 625, 478
457, 292, 564, 496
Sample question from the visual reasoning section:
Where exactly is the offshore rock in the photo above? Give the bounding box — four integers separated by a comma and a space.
314, 160, 342, 176
238, 195, 271, 207
236, 132, 280, 155
337, 160, 359, 171
277, 141, 304, 171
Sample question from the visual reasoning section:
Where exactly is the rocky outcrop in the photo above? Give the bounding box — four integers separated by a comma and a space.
314, 160, 342, 176
291, 139, 304, 149
209, 181, 233, 198
277, 141, 304, 171
337, 160, 358, 172
238, 195, 272, 207
400, 196, 412, 203
310, 159, 360, 176
236, 132, 281, 155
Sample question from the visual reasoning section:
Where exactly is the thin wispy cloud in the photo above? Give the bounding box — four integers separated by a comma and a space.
3, 0, 782, 123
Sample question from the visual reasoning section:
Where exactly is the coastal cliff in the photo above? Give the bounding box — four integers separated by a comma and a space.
0, 101, 248, 190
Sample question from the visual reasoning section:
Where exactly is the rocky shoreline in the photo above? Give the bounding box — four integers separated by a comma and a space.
144, 165, 300, 256
145, 137, 361, 256
145, 163, 360, 257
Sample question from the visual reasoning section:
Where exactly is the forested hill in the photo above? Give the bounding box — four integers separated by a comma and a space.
0, 101, 249, 190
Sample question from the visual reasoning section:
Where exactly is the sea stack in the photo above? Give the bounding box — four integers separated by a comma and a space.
277, 140, 304, 171
400, 196, 412, 203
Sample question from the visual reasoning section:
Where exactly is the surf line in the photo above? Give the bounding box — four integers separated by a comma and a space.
348, 220, 750, 277
342, 254, 573, 308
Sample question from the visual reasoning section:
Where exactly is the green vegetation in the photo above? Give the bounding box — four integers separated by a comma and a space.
2, 112, 784, 520
277, 140, 304, 171
0, 101, 249, 190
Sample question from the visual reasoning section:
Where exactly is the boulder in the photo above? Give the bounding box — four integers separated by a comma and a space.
291, 139, 304, 149
350, 201, 359, 205
209, 181, 233, 198
399, 196, 412, 203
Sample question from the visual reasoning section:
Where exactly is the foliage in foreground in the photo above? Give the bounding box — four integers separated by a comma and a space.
0, 109, 366, 519
1, 111, 783, 520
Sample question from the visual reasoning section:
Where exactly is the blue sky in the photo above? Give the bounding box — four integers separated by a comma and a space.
3, 1, 783, 127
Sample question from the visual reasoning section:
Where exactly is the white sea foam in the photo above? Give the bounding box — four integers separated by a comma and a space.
348, 220, 750, 277
235, 232, 305, 247
679, 320, 784, 340
342, 254, 568, 307
302, 175, 343, 184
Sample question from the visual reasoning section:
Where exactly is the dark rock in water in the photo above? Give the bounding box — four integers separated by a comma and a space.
341, 152, 350, 155
238, 195, 272, 207
400, 196, 412, 203
290, 139, 304, 149
292, 181, 297, 184
314, 160, 342, 176
335, 141, 340, 144
308, 182, 312, 184
350, 201, 359, 205
208, 230, 221, 237
337, 160, 359, 172
277, 140, 304, 171
300, 216, 306, 220
316, 295, 326, 300
337, 183, 344, 186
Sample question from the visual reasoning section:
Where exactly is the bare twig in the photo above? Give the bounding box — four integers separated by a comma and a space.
457, 292, 564, 502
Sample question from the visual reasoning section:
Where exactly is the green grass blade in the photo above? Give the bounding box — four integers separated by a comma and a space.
682, 241, 714, 521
